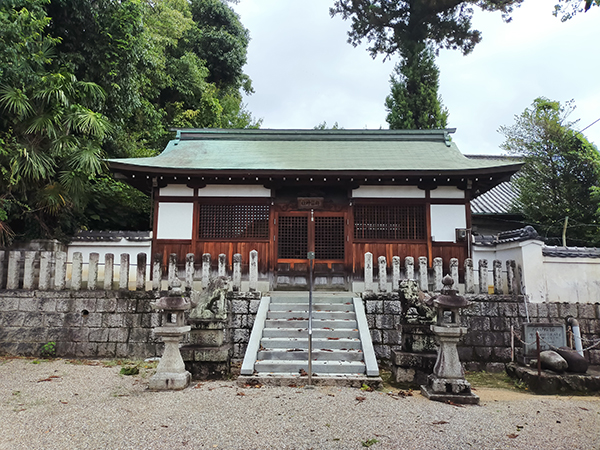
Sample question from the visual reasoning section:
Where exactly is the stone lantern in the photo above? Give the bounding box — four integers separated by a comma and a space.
149, 279, 192, 390
421, 275, 479, 404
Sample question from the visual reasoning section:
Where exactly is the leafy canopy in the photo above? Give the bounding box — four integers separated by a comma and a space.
385, 46, 448, 129
0, 0, 260, 244
500, 98, 600, 246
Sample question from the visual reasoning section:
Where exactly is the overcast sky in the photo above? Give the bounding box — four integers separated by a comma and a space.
232, 0, 599, 155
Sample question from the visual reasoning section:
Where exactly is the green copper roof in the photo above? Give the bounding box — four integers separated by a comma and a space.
108, 129, 521, 175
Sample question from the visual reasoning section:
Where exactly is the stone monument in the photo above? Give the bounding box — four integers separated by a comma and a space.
421, 275, 479, 404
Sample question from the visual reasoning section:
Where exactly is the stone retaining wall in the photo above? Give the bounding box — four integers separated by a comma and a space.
2, 289, 598, 373
0, 290, 162, 358
0, 289, 260, 363
364, 292, 600, 371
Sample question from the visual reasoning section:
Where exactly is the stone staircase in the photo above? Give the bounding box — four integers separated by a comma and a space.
240, 292, 380, 386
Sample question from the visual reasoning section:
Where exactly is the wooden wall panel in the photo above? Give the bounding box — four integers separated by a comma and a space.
352, 242, 467, 275
154, 241, 271, 273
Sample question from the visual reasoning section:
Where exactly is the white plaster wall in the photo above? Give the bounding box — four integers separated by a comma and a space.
472, 240, 600, 304
156, 202, 194, 239
430, 204, 466, 242
160, 185, 194, 197
542, 258, 600, 304
352, 186, 425, 198
67, 239, 152, 289
430, 186, 465, 199
198, 185, 271, 197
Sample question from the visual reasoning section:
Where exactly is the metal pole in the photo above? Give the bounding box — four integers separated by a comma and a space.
536, 331, 541, 377
308, 257, 313, 386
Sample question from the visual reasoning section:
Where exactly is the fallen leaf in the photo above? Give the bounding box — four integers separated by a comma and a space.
237, 392, 245, 397
446, 400, 464, 408
193, 383, 203, 389
507, 434, 518, 439
432, 421, 448, 425
299, 369, 308, 376
356, 396, 366, 403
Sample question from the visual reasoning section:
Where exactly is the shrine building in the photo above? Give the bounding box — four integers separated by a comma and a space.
108, 128, 521, 290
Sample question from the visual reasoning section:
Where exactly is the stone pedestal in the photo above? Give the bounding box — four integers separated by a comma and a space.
181, 320, 232, 379
149, 327, 191, 390
421, 325, 479, 404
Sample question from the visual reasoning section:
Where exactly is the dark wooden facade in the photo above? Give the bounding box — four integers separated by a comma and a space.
152, 184, 471, 282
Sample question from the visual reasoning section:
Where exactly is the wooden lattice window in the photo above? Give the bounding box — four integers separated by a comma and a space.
354, 205, 426, 240
278, 216, 308, 259
315, 217, 345, 260
199, 204, 269, 239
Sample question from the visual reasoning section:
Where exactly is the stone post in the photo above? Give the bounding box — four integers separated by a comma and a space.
202, 253, 211, 288
392, 256, 400, 291
119, 253, 130, 290
168, 253, 177, 288
88, 252, 99, 290
418, 256, 428, 292
104, 253, 114, 290
450, 258, 459, 289
218, 253, 226, 277
249, 250, 258, 292
433, 257, 443, 292
364, 252, 373, 292
405, 256, 414, 280
137, 253, 147, 291
233, 253, 242, 291
478, 259, 488, 294
0, 250, 5, 289
23, 251, 36, 290
378, 255, 387, 292
185, 253, 194, 291
7, 251, 21, 290
39, 251, 52, 291
71, 252, 83, 291
464, 258, 474, 294
54, 251, 67, 290
152, 253, 162, 291
507, 260, 517, 295
493, 259, 503, 295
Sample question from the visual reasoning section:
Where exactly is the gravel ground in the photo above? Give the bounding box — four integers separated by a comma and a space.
1, 358, 600, 450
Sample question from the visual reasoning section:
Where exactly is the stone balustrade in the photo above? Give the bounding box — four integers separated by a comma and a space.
0, 250, 260, 292
363, 252, 519, 295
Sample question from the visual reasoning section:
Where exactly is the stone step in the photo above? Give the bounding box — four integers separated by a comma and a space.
262, 328, 360, 339
237, 374, 382, 388
265, 318, 358, 328
269, 302, 354, 311
269, 294, 354, 304
257, 349, 364, 361
260, 337, 362, 350
266, 310, 356, 320
254, 359, 366, 375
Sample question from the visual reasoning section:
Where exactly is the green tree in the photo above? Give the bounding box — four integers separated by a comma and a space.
554, 0, 599, 21
0, 0, 112, 242
330, 0, 521, 129
385, 46, 448, 129
500, 98, 600, 246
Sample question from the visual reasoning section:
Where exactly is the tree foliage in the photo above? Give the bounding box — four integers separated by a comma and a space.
385, 46, 448, 129
554, 0, 599, 21
500, 98, 600, 246
331, 0, 522, 130
0, 0, 259, 244
330, 0, 523, 59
